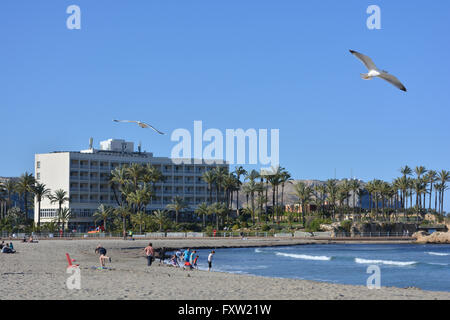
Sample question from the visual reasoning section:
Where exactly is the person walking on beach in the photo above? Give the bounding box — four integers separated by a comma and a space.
95, 244, 111, 267
189, 250, 197, 266
144, 243, 155, 266
208, 250, 215, 271
183, 248, 191, 262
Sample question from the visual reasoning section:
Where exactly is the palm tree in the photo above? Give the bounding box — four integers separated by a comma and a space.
1, 179, 16, 216
32, 182, 50, 227
241, 180, 261, 225
48, 189, 69, 229
279, 170, 293, 213
325, 179, 338, 220
152, 209, 168, 231
142, 163, 164, 189
314, 184, 327, 218
126, 163, 144, 190
16, 172, 36, 218
293, 182, 313, 225
350, 179, 361, 214
166, 196, 189, 225
212, 166, 227, 202
127, 184, 153, 233
233, 166, 247, 215
202, 171, 216, 204
93, 204, 114, 232
54, 207, 72, 231
109, 167, 130, 206
195, 202, 210, 228
437, 170, 450, 215
414, 166, 427, 208
115, 205, 131, 238
425, 170, 437, 211
209, 202, 227, 230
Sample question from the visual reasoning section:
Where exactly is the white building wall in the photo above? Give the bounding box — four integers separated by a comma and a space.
34, 143, 227, 231
34, 152, 70, 222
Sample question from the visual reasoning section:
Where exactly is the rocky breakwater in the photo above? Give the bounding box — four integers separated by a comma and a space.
413, 231, 450, 244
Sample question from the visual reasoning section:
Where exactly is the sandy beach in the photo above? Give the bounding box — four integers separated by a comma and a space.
0, 238, 449, 300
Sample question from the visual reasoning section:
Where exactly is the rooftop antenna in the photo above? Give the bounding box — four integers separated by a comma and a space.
89, 137, 93, 150
334, 168, 336, 180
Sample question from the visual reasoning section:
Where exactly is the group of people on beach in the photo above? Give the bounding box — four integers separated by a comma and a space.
92, 242, 216, 271
142, 243, 215, 271
0, 241, 15, 254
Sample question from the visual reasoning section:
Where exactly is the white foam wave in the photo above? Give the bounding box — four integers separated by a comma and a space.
427, 262, 449, 266
355, 258, 417, 266
276, 252, 332, 261
255, 248, 262, 253
427, 252, 449, 256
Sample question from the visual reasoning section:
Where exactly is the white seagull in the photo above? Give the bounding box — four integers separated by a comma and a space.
349, 50, 407, 92
113, 120, 165, 135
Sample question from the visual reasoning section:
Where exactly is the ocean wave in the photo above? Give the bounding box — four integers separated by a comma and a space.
354, 258, 417, 266
255, 248, 262, 253
275, 252, 332, 261
426, 252, 449, 256
427, 262, 449, 266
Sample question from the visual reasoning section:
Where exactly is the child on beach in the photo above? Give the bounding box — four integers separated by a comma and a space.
170, 254, 179, 267
193, 254, 199, 269
95, 244, 111, 268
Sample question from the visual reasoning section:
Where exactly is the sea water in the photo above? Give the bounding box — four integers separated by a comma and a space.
189, 244, 450, 292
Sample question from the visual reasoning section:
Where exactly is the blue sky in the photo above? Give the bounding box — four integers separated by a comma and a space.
1, 1, 449, 210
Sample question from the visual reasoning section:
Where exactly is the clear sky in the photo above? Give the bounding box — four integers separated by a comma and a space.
1, 1, 449, 210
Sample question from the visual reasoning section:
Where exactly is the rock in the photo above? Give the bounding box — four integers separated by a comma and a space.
413, 231, 450, 244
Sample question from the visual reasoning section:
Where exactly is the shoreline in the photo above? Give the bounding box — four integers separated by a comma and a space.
1, 239, 448, 300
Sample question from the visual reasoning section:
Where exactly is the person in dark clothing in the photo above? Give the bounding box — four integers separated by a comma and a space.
95, 244, 111, 267
159, 247, 166, 265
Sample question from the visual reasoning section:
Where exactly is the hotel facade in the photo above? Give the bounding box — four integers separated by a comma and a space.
34, 139, 228, 231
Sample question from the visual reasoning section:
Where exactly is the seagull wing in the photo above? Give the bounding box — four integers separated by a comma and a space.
377, 72, 407, 92
113, 120, 139, 124
349, 50, 377, 71
139, 122, 165, 135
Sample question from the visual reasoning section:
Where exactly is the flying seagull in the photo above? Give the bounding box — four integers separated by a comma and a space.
349, 50, 407, 92
113, 120, 165, 135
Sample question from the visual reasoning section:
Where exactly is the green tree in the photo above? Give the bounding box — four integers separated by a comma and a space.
293, 182, 313, 226
152, 209, 168, 231
93, 204, 114, 232
32, 182, 50, 227
48, 189, 69, 229
16, 172, 36, 219
166, 196, 189, 225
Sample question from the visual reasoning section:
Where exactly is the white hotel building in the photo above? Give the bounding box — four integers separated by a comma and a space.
34, 139, 228, 231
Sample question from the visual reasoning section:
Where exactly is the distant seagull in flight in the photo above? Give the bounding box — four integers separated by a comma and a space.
349, 50, 407, 92
113, 120, 165, 135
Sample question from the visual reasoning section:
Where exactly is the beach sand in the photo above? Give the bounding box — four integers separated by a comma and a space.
0, 238, 448, 300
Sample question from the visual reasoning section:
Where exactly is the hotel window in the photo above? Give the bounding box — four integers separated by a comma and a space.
37, 173, 40, 180
36, 161, 40, 169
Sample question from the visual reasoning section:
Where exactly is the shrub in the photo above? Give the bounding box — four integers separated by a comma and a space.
305, 218, 332, 232
340, 220, 353, 233
261, 224, 271, 231
232, 224, 240, 231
